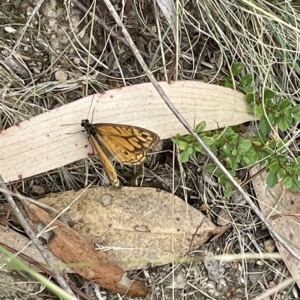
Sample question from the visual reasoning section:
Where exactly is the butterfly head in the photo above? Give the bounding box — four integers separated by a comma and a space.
81, 119, 97, 136
81, 119, 90, 128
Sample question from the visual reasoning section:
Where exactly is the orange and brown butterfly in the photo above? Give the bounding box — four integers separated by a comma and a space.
81, 119, 160, 186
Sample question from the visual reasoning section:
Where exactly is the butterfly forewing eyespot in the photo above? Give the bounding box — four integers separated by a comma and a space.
81, 119, 160, 185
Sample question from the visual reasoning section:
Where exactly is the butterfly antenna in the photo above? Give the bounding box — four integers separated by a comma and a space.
86, 94, 95, 122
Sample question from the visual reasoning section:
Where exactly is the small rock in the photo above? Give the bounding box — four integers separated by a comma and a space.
32, 185, 45, 195
54, 70, 68, 81
264, 239, 276, 253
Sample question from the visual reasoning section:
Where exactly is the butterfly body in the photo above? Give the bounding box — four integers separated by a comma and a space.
81, 119, 160, 186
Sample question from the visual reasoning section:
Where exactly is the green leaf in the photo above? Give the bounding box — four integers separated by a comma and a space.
224, 181, 233, 198
177, 140, 189, 150
259, 116, 271, 134
266, 172, 278, 188
268, 113, 276, 125
210, 144, 218, 155
232, 62, 244, 76
194, 143, 203, 153
237, 139, 252, 153
206, 163, 217, 173
239, 74, 253, 87
288, 178, 299, 191
283, 176, 294, 189
291, 105, 300, 121
246, 92, 255, 103
187, 146, 194, 155
264, 89, 275, 100
268, 160, 280, 173
180, 150, 191, 163
202, 136, 213, 146
223, 127, 236, 136
278, 99, 291, 110
242, 149, 257, 165
195, 121, 206, 133
172, 135, 188, 146
255, 105, 265, 117
235, 153, 242, 163
239, 86, 253, 94
224, 78, 234, 88
278, 114, 292, 131
229, 157, 238, 170
171, 135, 180, 144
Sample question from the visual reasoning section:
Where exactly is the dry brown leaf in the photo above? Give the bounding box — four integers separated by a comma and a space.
251, 166, 300, 288
21, 199, 149, 297
0, 81, 255, 183
34, 186, 217, 270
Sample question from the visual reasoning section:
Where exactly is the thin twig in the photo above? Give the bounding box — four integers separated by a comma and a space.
0, 175, 76, 297
102, 0, 300, 263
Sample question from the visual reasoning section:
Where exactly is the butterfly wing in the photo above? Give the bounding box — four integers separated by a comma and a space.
81, 120, 160, 186
94, 123, 160, 164
88, 134, 120, 186
81, 120, 120, 186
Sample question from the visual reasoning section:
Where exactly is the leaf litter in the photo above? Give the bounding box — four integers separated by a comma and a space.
24, 186, 217, 271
